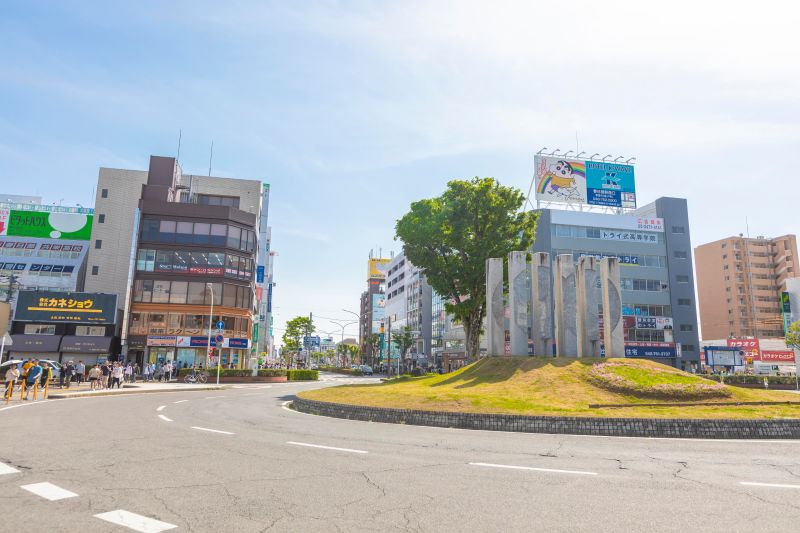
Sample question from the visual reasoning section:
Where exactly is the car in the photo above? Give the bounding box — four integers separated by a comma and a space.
359, 365, 373, 376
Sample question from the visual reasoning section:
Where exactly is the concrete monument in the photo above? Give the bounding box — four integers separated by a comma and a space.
600, 257, 624, 358
508, 251, 529, 356
485, 257, 505, 355
530, 252, 553, 357
576, 256, 600, 357
553, 254, 577, 357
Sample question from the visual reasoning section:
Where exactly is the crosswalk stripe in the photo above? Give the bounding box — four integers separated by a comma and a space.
21, 482, 78, 501
0, 462, 20, 475
95, 510, 177, 532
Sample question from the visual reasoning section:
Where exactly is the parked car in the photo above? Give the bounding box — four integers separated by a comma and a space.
359, 365, 374, 376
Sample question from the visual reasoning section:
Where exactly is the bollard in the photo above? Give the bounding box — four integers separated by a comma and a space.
44, 378, 49, 399
5, 381, 11, 404
20, 380, 25, 401
32, 380, 38, 401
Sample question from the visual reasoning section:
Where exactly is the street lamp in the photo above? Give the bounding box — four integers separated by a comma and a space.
205, 283, 220, 386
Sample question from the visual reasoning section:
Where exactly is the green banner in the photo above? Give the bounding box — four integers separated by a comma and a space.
6, 210, 93, 240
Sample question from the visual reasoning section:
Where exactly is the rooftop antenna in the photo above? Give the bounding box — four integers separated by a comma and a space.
208, 140, 214, 177
745, 216, 750, 238
575, 131, 579, 156
176, 129, 182, 165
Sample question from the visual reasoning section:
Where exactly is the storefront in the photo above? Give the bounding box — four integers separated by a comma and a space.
8, 334, 62, 361
60, 336, 116, 366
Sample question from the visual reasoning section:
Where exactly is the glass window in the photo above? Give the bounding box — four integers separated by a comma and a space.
152, 280, 171, 303
175, 221, 194, 244
586, 228, 601, 239
167, 313, 183, 334
194, 223, 210, 245
187, 282, 207, 305
223, 283, 237, 307
173, 251, 190, 273
222, 315, 236, 333
137, 249, 155, 271
140, 280, 154, 302
573, 226, 587, 238
227, 226, 241, 249
170, 281, 188, 304
129, 313, 146, 335
24, 324, 56, 335
208, 253, 225, 273
141, 218, 160, 241
75, 325, 106, 336
210, 224, 227, 246
158, 220, 176, 243
190, 252, 208, 271
148, 313, 167, 333
155, 250, 173, 272
186, 314, 206, 332
207, 282, 222, 305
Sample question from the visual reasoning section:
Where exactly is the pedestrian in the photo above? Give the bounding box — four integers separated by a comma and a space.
133, 363, 140, 383
4, 363, 20, 397
111, 362, 124, 389
23, 360, 42, 400
62, 361, 75, 388
39, 362, 52, 390
21, 358, 33, 382
75, 360, 85, 385
124, 363, 132, 383
88, 364, 102, 391
100, 361, 110, 389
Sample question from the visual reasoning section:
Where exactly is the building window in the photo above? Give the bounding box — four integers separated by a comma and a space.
98, 214, 105, 223
95, 239, 102, 249
676, 275, 689, 283
24, 324, 56, 335
75, 325, 106, 336
673, 251, 688, 259
91, 266, 99, 276
671, 226, 685, 234
680, 324, 694, 332
678, 298, 692, 306
101, 189, 108, 198
683, 344, 696, 352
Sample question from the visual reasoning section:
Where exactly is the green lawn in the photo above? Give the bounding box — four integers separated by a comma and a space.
299, 357, 800, 419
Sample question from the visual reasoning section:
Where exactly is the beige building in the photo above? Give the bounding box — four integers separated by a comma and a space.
695, 234, 798, 340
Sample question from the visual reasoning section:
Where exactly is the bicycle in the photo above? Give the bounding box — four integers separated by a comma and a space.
184, 371, 208, 384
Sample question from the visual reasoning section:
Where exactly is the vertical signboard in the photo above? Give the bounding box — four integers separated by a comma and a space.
782, 291, 792, 334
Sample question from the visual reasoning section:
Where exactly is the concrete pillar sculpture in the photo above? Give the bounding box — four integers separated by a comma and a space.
508, 251, 529, 356
530, 252, 553, 357
553, 254, 578, 357
576, 256, 600, 358
600, 257, 624, 358
486, 257, 505, 356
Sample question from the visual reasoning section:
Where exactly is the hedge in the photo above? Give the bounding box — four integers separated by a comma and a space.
717, 374, 799, 386
287, 370, 319, 381
177, 367, 252, 377
318, 366, 362, 376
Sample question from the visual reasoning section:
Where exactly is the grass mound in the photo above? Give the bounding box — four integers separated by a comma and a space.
588, 360, 731, 400
300, 356, 800, 419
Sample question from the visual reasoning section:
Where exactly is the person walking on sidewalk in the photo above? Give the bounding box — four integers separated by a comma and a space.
5, 364, 20, 397
23, 360, 42, 400
110, 362, 124, 389
100, 361, 110, 389
62, 361, 75, 389
88, 364, 102, 391
124, 363, 132, 383
75, 360, 85, 385
132, 363, 140, 383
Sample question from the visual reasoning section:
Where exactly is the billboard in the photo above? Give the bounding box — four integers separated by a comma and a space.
759, 350, 796, 363
705, 346, 744, 367
15, 290, 117, 323
0, 208, 93, 240
368, 258, 390, 280
727, 338, 760, 360
535, 156, 636, 208
371, 293, 385, 333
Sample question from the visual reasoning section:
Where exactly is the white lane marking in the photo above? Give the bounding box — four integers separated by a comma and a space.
191, 426, 234, 435
21, 482, 78, 501
469, 462, 598, 476
740, 481, 800, 489
0, 462, 20, 475
281, 400, 313, 416
158, 415, 173, 422
156, 405, 166, 412
242, 393, 264, 397
287, 441, 368, 454
173, 400, 188, 404
95, 510, 177, 532
204, 396, 224, 399
258, 385, 272, 389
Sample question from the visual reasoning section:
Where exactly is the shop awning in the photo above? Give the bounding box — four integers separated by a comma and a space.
60, 336, 113, 353
9, 334, 62, 353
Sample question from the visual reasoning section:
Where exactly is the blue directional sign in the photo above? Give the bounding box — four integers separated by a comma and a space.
216, 321, 225, 330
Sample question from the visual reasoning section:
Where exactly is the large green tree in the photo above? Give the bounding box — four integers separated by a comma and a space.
392, 326, 415, 360
282, 316, 314, 355
395, 177, 537, 360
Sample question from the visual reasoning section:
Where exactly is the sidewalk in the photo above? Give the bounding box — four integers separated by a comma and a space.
3, 381, 226, 404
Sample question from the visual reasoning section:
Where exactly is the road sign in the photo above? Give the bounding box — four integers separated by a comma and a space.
215, 334, 224, 344
216, 321, 225, 330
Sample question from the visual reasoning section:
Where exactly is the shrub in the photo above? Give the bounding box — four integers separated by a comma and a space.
318, 366, 362, 376
588, 361, 731, 400
198, 367, 253, 377
288, 370, 319, 381
257, 369, 287, 377
721, 374, 798, 386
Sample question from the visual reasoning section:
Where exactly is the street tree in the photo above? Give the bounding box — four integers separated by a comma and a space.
785, 321, 800, 390
395, 177, 538, 360
392, 326, 415, 361
366, 333, 381, 364
282, 316, 314, 367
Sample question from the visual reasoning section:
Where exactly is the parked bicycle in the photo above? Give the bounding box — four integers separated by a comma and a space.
184, 370, 208, 384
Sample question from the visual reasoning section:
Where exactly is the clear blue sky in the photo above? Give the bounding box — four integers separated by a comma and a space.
2, 1, 799, 340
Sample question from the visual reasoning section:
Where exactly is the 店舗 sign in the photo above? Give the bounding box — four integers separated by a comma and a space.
758, 350, 795, 363
15, 290, 116, 323
600, 230, 659, 243
727, 338, 760, 359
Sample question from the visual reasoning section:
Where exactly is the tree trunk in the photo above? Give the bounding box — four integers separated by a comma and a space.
464, 310, 483, 362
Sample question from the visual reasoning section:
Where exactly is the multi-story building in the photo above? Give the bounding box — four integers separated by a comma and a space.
532, 197, 701, 369
384, 252, 432, 369
0, 196, 94, 323
84, 155, 268, 368
358, 255, 389, 365
695, 234, 798, 340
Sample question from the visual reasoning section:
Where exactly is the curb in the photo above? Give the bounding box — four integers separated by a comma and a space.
292, 397, 800, 440
47, 385, 227, 399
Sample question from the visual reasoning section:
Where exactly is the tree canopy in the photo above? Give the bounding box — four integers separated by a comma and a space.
395, 177, 538, 360
282, 316, 313, 353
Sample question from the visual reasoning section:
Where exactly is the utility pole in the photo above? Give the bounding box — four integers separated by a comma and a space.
307, 312, 313, 369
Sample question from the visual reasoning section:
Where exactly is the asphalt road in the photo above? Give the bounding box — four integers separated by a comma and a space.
2, 373, 800, 532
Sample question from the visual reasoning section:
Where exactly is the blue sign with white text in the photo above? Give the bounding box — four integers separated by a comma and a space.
585, 161, 636, 208
256, 265, 265, 283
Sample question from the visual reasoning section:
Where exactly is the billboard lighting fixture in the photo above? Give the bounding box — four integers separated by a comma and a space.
551, 149, 562, 156
563, 150, 575, 158
626, 157, 637, 164
589, 153, 600, 160
614, 156, 624, 162
577, 151, 586, 158
602, 154, 613, 161
536, 147, 548, 155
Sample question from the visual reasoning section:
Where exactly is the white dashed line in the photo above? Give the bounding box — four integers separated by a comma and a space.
21, 482, 78, 501
191, 426, 234, 435
287, 441, 368, 454
740, 481, 800, 489
158, 415, 173, 422
242, 393, 264, 397
469, 462, 598, 476
0, 462, 20, 475
204, 396, 224, 399
173, 400, 188, 404
95, 510, 177, 532
156, 405, 166, 412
